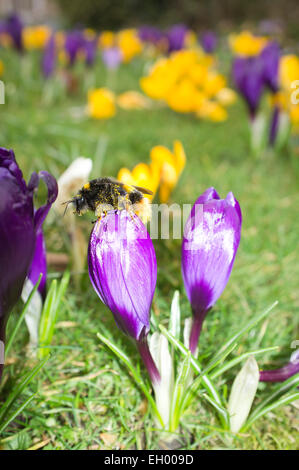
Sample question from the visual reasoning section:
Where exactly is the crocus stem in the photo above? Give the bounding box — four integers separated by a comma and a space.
137, 336, 161, 386
269, 106, 280, 146
260, 362, 299, 383
189, 310, 207, 356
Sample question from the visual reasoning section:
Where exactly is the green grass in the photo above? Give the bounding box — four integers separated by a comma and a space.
0, 46, 298, 450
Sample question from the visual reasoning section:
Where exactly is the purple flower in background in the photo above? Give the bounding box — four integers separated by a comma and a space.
167, 24, 188, 53
42, 34, 56, 78
232, 55, 265, 118
88, 210, 160, 384
182, 188, 242, 355
0, 147, 58, 380
64, 31, 84, 66
102, 46, 123, 69
201, 31, 217, 54
260, 41, 280, 93
4, 13, 23, 52
84, 38, 97, 67
260, 350, 299, 382
138, 26, 165, 45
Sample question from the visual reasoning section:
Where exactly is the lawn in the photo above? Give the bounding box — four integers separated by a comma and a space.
0, 45, 298, 450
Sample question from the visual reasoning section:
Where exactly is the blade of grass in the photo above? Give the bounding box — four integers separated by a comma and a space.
97, 332, 164, 428
0, 392, 37, 434
169, 351, 191, 432
213, 301, 278, 364
242, 391, 299, 432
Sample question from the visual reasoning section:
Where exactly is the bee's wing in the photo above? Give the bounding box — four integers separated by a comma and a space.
107, 178, 153, 196
132, 185, 153, 196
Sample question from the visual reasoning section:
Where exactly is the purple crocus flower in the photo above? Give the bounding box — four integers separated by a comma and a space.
84, 38, 97, 67
4, 13, 23, 52
166, 24, 188, 53
102, 46, 123, 69
26, 228, 47, 298
42, 34, 56, 79
138, 26, 165, 45
260, 41, 280, 93
232, 55, 265, 118
182, 188, 242, 355
0, 147, 58, 380
88, 210, 160, 384
64, 31, 85, 66
201, 31, 217, 54
260, 350, 299, 382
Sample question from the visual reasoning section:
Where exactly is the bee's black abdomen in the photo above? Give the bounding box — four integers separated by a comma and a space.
129, 191, 143, 205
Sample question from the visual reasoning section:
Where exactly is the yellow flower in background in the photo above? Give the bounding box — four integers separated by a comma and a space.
23, 25, 51, 49
117, 91, 151, 110
117, 29, 143, 63
196, 100, 227, 122
229, 31, 268, 56
87, 88, 116, 119
99, 31, 115, 49
216, 88, 237, 106
279, 55, 299, 90
118, 162, 160, 198
0, 60, 4, 77
55, 31, 65, 48
140, 49, 233, 120
150, 141, 186, 203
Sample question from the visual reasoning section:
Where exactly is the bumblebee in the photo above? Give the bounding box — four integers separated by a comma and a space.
63, 177, 153, 223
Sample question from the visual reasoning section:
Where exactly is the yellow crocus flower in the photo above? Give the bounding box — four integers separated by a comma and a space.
229, 31, 268, 56
117, 29, 143, 63
0, 60, 4, 77
87, 88, 116, 119
23, 25, 51, 49
117, 91, 151, 110
99, 31, 115, 49
150, 141, 186, 203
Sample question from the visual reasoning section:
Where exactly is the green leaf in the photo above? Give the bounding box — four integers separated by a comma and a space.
159, 324, 229, 428
38, 271, 70, 359
242, 391, 299, 432
0, 356, 49, 427
169, 351, 191, 432
97, 332, 164, 428
210, 346, 279, 380
5, 274, 42, 356
212, 301, 278, 365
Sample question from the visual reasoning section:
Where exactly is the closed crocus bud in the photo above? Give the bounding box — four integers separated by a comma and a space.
5, 13, 24, 52
167, 24, 188, 53
201, 31, 217, 54
232, 55, 264, 119
0, 148, 58, 379
182, 188, 242, 355
88, 210, 160, 384
228, 356, 259, 433
42, 34, 56, 78
64, 31, 84, 66
260, 350, 299, 383
260, 41, 280, 93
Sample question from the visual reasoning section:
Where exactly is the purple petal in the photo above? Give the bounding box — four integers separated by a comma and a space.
260, 350, 299, 382
65, 31, 85, 66
27, 228, 47, 297
88, 210, 157, 341
42, 34, 56, 79
102, 47, 123, 69
4, 13, 24, 52
167, 24, 188, 53
261, 41, 280, 93
34, 171, 58, 231
201, 31, 217, 54
182, 190, 242, 316
84, 38, 97, 67
232, 56, 264, 118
